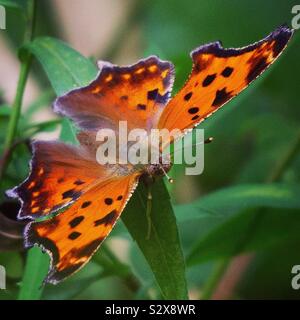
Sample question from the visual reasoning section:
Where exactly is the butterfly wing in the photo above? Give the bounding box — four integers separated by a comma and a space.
54, 56, 174, 132
157, 26, 293, 138
7, 140, 112, 219
25, 174, 139, 284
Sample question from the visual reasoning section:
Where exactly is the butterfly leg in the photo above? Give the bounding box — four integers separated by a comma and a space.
146, 184, 152, 240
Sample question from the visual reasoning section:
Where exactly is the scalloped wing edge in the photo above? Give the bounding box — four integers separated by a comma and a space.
53, 55, 175, 124
24, 177, 140, 285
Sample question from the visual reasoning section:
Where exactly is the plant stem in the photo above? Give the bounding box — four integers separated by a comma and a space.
266, 130, 300, 183
1, 0, 36, 180
200, 130, 300, 300
201, 259, 231, 300
4, 60, 31, 149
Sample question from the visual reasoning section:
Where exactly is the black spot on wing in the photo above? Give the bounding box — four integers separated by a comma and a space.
184, 92, 193, 101
69, 216, 84, 228
137, 104, 146, 110
81, 201, 91, 209
147, 88, 169, 104
74, 180, 85, 186
147, 88, 158, 100
68, 231, 81, 240
62, 189, 81, 200
104, 198, 113, 205
202, 74, 216, 87
221, 67, 234, 77
77, 237, 105, 257
188, 107, 199, 114
247, 56, 268, 83
94, 210, 117, 227
212, 87, 233, 107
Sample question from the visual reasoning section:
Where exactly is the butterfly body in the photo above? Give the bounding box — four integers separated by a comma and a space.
143, 154, 173, 179
7, 25, 293, 284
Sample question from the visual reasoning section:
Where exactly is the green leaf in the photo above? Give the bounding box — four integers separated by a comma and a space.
59, 118, 78, 144
175, 183, 300, 222
0, 104, 11, 116
181, 183, 300, 266
25, 36, 188, 299
24, 37, 97, 96
123, 181, 188, 299
0, 0, 25, 10
22, 119, 62, 135
187, 208, 300, 266
239, 236, 300, 299
18, 247, 49, 300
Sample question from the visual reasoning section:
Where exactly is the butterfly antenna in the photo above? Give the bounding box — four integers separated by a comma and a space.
146, 185, 152, 240
205, 137, 214, 144
169, 136, 214, 156
159, 164, 174, 184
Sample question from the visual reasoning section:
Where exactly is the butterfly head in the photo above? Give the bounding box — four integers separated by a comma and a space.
144, 153, 173, 182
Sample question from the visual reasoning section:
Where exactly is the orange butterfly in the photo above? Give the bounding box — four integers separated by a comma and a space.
7, 25, 293, 284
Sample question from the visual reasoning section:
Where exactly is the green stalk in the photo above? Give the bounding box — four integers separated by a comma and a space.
1, 0, 36, 180
201, 259, 231, 300
201, 130, 300, 300
266, 130, 300, 183
1, 0, 46, 301
4, 59, 31, 149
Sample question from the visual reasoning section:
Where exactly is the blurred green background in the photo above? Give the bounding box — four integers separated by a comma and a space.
0, 0, 299, 300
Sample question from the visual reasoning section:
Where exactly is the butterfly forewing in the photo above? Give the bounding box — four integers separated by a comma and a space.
54, 56, 174, 133
157, 26, 293, 139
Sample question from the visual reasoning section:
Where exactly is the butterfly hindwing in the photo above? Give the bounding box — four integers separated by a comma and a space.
7, 140, 110, 219
157, 25, 293, 137
25, 174, 139, 284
